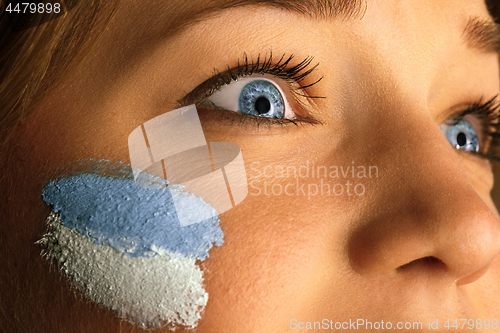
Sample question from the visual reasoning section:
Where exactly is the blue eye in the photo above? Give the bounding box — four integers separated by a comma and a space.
207, 76, 296, 119
238, 80, 284, 118
442, 119, 479, 153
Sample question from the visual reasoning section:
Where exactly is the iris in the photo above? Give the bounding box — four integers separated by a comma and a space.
445, 119, 479, 152
238, 80, 285, 118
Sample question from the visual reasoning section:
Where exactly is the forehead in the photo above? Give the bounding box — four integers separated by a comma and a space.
110, 0, 496, 53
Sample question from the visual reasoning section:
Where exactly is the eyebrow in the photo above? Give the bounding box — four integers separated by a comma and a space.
165, 0, 367, 39
462, 16, 500, 54
212, 0, 367, 20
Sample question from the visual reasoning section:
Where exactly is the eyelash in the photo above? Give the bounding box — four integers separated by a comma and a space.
180, 52, 324, 127
452, 95, 500, 161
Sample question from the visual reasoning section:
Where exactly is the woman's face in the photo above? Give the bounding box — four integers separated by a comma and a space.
3, 0, 500, 331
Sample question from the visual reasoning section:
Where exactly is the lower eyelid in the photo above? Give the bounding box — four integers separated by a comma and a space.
195, 105, 300, 128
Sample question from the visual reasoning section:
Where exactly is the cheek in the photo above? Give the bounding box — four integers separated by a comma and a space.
198, 196, 328, 328
459, 153, 495, 203
196, 162, 369, 328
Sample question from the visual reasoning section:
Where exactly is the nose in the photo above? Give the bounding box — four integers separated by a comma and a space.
347, 110, 500, 285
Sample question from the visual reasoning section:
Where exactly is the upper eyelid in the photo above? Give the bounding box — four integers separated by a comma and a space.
178, 52, 325, 107
440, 97, 498, 124
198, 73, 293, 103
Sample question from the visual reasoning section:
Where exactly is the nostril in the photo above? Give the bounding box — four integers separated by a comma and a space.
396, 256, 446, 272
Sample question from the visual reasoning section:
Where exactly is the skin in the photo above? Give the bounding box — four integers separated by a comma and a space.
1, 0, 500, 332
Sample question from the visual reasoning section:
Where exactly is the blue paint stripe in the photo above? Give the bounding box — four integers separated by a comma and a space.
42, 165, 223, 260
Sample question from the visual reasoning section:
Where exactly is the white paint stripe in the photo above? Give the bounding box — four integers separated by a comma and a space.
37, 212, 208, 329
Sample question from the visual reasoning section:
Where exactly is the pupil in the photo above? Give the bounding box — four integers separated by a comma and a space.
457, 132, 467, 146
255, 96, 271, 115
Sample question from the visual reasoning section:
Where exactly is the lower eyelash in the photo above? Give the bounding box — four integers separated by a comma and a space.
196, 102, 321, 128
